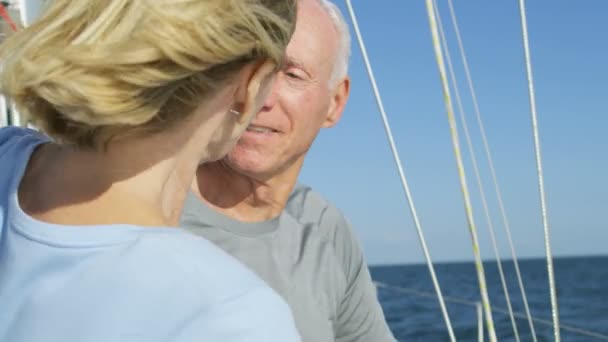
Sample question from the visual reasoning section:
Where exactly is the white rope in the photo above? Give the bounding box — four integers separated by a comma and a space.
343, 1, 456, 341
517, 1, 561, 341
375, 282, 608, 341
423, 1, 496, 340
7, 101, 21, 126
0, 95, 7, 127
431, 2, 521, 341
477, 302, 484, 342
445, 1, 539, 340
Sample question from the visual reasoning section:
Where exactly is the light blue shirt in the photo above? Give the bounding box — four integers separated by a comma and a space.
0, 127, 301, 342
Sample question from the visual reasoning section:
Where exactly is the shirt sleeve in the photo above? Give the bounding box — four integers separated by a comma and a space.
328, 209, 397, 342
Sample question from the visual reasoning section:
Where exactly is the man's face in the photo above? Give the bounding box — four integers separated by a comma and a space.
223, 0, 348, 179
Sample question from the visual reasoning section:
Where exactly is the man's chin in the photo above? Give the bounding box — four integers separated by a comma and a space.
223, 150, 273, 178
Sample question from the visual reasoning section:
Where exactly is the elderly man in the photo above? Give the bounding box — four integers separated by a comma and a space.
181, 0, 396, 341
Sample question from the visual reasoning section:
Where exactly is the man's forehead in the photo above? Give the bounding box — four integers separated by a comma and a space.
285, 55, 306, 69
285, 2, 338, 69
295, 0, 337, 41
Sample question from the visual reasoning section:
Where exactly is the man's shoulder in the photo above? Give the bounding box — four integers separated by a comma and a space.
286, 183, 360, 256
287, 183, 349, 232
286, 184, 395, 341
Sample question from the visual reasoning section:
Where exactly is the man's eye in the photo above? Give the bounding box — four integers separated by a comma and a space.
285, 70, 303, 80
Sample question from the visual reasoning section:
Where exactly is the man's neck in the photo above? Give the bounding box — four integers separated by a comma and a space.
193, 160, 302, 222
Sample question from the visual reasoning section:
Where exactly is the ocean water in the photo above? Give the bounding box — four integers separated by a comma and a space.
370, 255, 608, 341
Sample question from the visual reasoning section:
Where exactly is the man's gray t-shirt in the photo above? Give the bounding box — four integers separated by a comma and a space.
180, 184, 396, 342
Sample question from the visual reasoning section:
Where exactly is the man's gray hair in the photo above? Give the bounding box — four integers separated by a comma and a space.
315, 0, 351, 85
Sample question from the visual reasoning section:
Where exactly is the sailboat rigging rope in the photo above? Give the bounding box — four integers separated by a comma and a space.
343, 1, 456, 341
423, 0, 497, 340
517, 1, 561, 341
375, 282, 608, 341
0, 3, 18, 32
445, 0, 539, 340
431, 2, 520, 340
476, 302, 484, 342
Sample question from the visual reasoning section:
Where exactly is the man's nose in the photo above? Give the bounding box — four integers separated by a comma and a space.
261, 76, 281, 110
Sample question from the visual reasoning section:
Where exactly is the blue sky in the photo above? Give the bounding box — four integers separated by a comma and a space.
299, 0, 608, 265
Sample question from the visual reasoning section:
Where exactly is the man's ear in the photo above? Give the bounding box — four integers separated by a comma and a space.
238, 60, 277, 124
323, 76, 350, 128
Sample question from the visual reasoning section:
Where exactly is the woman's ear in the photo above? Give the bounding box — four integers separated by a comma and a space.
237, 60, 277, 124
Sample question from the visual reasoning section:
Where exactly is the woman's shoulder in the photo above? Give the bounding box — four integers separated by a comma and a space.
0, 126, 49, 194
116, 228, 301, 341
123, 228, 270, 299
0, 126, 49, 159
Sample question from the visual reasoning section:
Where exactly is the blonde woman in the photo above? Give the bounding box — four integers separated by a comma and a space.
0, 1, 300, 341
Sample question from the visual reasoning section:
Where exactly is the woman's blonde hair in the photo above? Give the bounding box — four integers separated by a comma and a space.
0, 0, 296, 148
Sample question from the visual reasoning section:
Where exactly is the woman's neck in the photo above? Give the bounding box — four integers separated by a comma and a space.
20, 125, 214, 228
